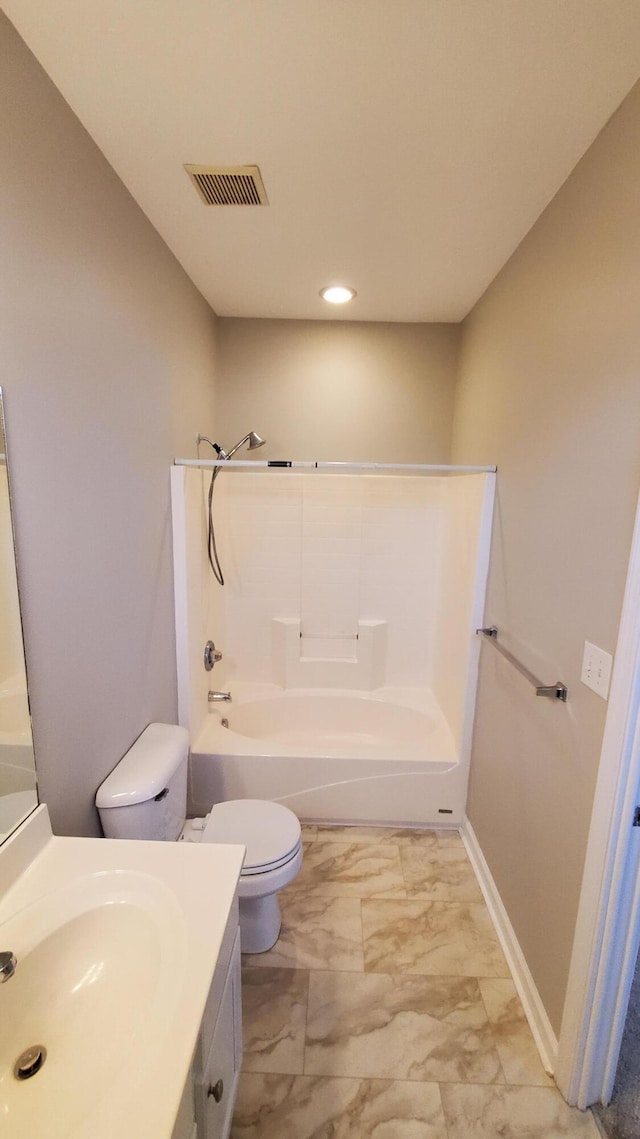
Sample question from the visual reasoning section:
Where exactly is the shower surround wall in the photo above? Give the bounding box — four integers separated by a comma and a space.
172, 466, 494, 825
0, 466, 33, 798
219, 472, 444, 690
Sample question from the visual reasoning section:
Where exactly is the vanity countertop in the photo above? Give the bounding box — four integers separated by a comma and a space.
0, 805, 245, 1139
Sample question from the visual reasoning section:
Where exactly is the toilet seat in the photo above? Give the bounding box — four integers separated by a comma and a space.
202, 799, 302, 875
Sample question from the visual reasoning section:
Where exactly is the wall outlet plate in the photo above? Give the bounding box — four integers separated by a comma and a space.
581, 640, 613, 700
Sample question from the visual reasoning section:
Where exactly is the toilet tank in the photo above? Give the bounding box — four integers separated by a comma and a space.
96, 723, 190, 842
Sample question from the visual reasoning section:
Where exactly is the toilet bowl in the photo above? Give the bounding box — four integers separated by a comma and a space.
95, 723, 302, 953
185, 799, 303, 952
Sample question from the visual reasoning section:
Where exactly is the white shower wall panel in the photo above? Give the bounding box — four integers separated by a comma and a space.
300, 476, 362, 642
359, 476, 444, 687
211, 473, 445, 690
171, 467, 226, 734
433, 474, 494, 752
222, 472, 303, 682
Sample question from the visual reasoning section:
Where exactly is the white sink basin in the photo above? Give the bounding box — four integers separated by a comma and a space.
0, 871, 185, 1137
0, 807, 245, 1139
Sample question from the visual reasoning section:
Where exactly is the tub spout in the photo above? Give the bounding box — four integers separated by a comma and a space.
208, 690, 232, 703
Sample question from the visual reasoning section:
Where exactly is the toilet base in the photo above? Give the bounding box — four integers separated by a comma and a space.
239, 892, 282, 954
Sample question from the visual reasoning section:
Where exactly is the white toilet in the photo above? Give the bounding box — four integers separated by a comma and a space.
95, 722, 302, 953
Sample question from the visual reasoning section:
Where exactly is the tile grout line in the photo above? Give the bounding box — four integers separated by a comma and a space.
243, 963, 522, 981
238, 1071, 573, 1089
476, 979, 510, 1088
239, 1071, 559, 1088
437, 1082, 454, 1139
301, 965, 311, 1076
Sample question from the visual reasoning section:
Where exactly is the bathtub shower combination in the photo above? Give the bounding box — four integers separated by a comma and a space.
171, 459, 495, 827
0, 445, 37, 841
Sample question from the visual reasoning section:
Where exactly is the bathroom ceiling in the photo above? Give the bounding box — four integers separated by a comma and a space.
5, 1, 640, 323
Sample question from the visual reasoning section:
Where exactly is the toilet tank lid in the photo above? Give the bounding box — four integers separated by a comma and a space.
96, 723, 189, 809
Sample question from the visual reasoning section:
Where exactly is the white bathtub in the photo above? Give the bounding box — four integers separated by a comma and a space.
0, 673, 31, 735
190, 685, 468, 827
0, 673, 35, 780
0, 674, 37, 840
0, 789, 38, 842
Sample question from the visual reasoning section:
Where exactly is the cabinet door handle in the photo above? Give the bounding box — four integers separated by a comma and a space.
208, 1079, 224, 1103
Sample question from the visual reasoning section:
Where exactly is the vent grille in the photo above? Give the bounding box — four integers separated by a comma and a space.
184, 164, 268, 206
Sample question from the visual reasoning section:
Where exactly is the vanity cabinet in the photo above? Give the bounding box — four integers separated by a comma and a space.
195, 899, 243, 1139
195, 929, 242, 1139
172, 899, 242, 1139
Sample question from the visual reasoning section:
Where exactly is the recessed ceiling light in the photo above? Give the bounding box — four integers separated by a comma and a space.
320, 285, 356, 304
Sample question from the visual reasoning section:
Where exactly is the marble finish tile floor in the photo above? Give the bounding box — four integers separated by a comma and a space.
233, 824, 598, 1138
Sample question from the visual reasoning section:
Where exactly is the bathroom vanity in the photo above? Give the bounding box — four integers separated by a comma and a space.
174, 897, 242, 1139
0, 805, 245, 1139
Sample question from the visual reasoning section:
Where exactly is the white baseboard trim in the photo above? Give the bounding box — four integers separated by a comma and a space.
462, 816, 558, 1075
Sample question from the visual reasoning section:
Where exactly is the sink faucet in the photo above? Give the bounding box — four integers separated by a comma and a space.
0, 952, 17, 982
208, 691, 232, 703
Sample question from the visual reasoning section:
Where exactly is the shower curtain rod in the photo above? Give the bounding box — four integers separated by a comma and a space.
174, 459, 497, 473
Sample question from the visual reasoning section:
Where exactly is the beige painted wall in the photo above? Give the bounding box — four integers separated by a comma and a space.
0, 14, 217, 836
452, 81, 640, 1031
214, 319, 459, 463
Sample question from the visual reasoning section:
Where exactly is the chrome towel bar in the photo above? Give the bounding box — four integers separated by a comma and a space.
476, 626, 568, 702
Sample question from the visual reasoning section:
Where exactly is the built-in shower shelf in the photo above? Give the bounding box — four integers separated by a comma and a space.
273, 618, 387, 689
300, 631, 359, 640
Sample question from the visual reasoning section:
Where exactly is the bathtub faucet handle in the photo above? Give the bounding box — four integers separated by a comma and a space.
208, 690, 232, 703
204, 641, 223, 671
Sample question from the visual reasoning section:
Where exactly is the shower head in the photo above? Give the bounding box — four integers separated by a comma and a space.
197, 431, 266, 461
224, 431, 266, 460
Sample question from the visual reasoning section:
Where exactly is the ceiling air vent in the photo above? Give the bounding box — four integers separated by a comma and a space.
184, 164, 268, 206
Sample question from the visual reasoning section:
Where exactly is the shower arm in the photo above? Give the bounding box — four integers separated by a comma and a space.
197, 434, 226, 458
222, 434, 253, 461
197, 432, 263, 461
